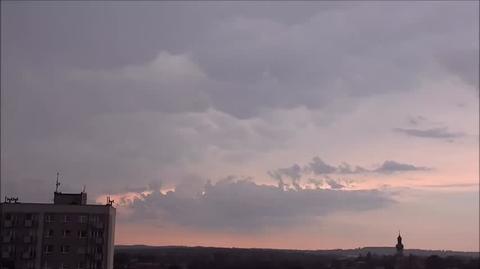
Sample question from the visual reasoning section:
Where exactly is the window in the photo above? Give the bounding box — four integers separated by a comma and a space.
89, 215, 99, 224
60, 245, 70, 254
78, 215, 87, 223
60, 263, 69, 269
44, 245, 54, 254
4, 214, 14, 227
45, 215, 54, 223
77, 262, 85, 269
46, 229, 54, 238
43, 262, 52, 269
63, 215, 71, 223
78, 230, 87, 238
25, 214, 33, 227
63, 230, 71, 237
77, 246, 86, 254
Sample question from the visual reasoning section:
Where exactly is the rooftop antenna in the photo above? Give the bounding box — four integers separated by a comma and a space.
55, 172, 61, 193
82, 185, 86, 193
106, 196, 114, 206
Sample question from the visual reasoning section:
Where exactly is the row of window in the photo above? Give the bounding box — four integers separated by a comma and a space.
43, 261, 102, 269
45, 215, 93, 224
2, 245, 103, 258
45, 229, 103, 239
4, 214, 104, 226
3, 229, 103, 241
44, 245, 103, 255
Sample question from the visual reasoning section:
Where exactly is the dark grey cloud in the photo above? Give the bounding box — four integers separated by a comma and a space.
127, 178, 394, 232
325, 178, 345, 190
407, 115, 427, 126
270, 157, 430, 182
337, 162, 369, 174
305, 157, 337, 175
268, 163, 302, 190
374, 160, 430, 174
394, 127, 465, 139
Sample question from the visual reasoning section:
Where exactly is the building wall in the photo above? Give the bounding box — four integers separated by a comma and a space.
1, 202, 115, 269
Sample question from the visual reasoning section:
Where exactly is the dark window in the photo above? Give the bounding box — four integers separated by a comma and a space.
44, 245, 54, 253
61, 245, 70, 254
78, 230, 87, 238
45, 215, 54, 223
63, 230, 71, 237
46, 229, 54, 238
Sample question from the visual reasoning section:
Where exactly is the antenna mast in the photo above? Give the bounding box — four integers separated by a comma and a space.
55, 172, 61, 193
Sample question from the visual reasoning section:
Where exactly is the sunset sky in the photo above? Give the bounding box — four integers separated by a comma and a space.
1, 1, 478, 251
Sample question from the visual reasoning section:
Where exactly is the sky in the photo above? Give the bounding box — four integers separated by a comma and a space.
1, 1, 478, 251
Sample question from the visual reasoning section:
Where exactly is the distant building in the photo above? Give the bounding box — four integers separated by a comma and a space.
1, 189, 115, 269
396, 232, 404, 256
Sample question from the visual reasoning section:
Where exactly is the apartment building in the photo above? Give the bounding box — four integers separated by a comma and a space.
1, 191, 115, 269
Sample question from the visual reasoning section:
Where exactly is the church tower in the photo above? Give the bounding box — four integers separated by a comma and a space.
395, 232, 404, 256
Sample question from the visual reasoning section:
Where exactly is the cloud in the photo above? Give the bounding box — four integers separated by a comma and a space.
337, 162, 369, 174
268, 163, 302, 190
374, 160, 430, 174
407, 115, 427, 126
1, 3, 475, 203
394, 127, 465, 139
305, 157, 337, 175
325, 178, 345, 190
270, 157, 430, 183
70, 51, 207, 84
126, 178, 394, 232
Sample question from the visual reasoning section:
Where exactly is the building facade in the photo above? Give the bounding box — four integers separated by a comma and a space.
1, 192, 115, 269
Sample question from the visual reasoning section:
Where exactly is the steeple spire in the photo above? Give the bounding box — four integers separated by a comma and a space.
396, 231, 404, 256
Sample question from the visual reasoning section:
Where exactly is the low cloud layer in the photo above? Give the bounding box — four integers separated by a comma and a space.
126, 179, 394, 232
269, 157, 430, 186
394, 127, 465, 140
373, 161, 430, 174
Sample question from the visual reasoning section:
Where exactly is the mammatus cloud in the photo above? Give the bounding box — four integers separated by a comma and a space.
393, 127, 465, 140
125, 178, 394, 232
